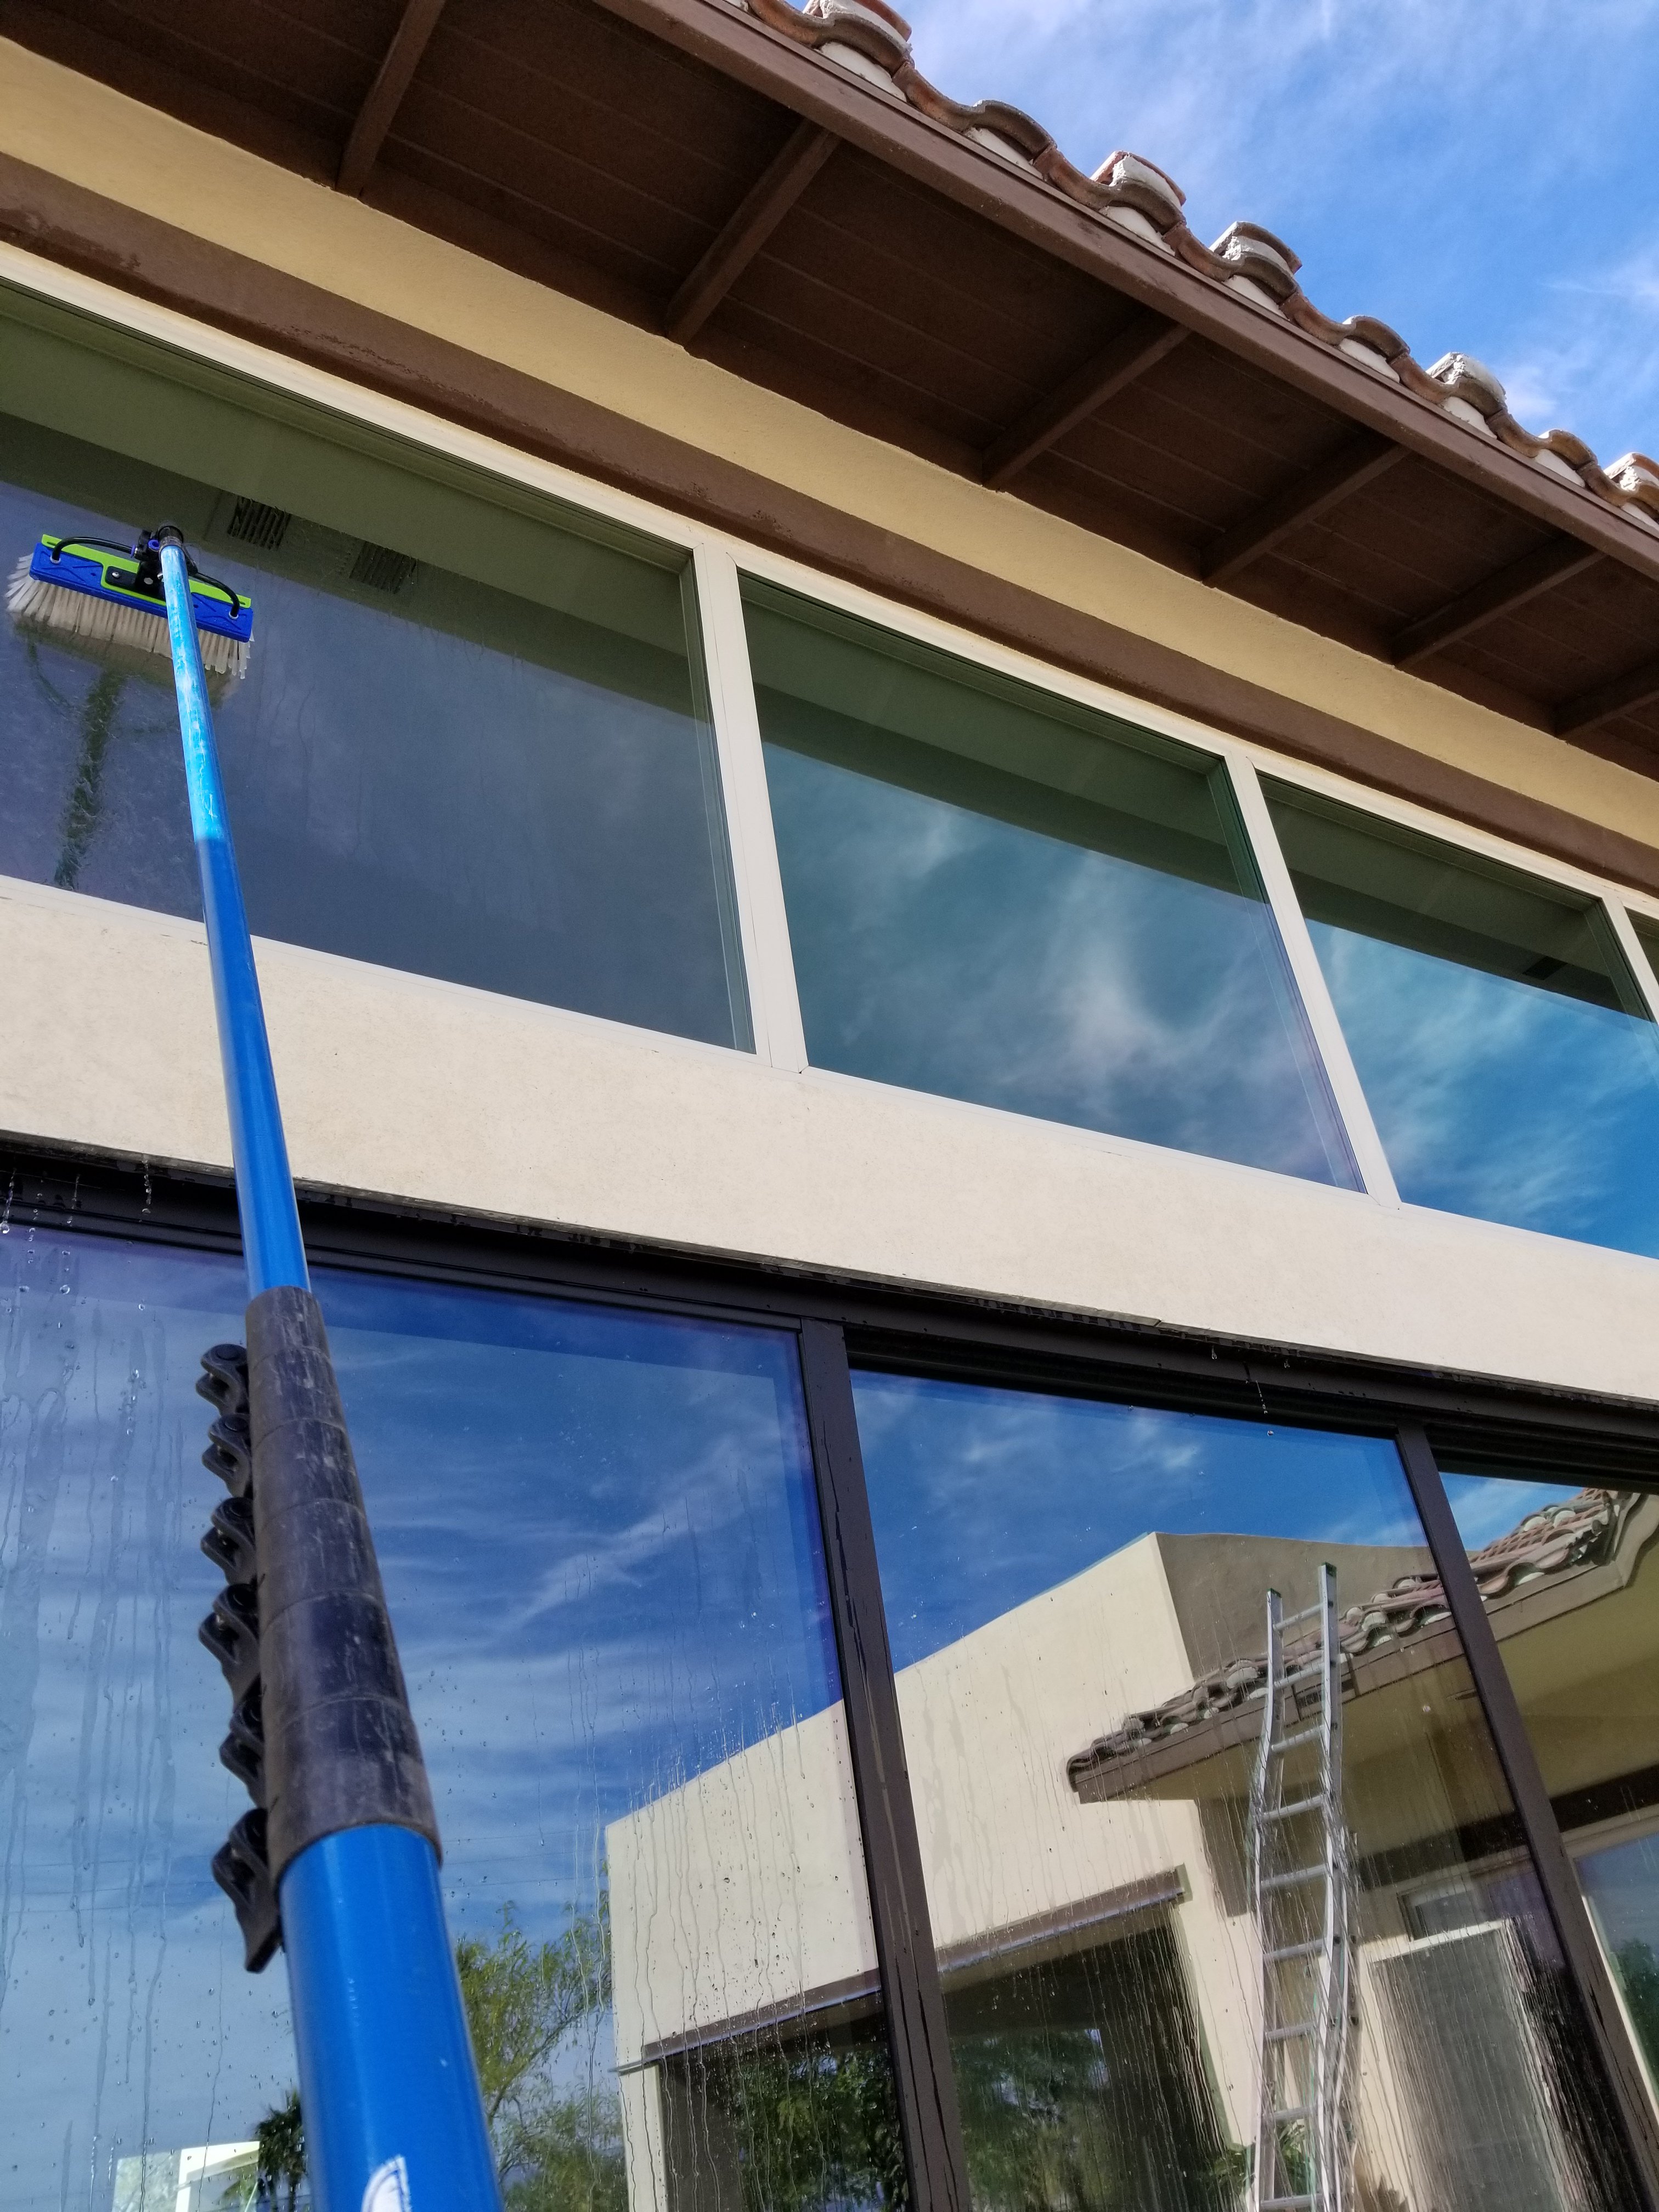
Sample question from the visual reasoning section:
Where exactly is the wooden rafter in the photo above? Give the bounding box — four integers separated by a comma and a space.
337, 0, 448, 197
1556, 652, 1659, 738
981, 312, 1188, 489
1393, 538, 1603, 670
1203, 432, 1403, 586
665, 119, 838, 345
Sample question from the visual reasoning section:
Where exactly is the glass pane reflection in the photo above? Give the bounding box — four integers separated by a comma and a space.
1266, 782, 1659, 1255
855, 1372, 1643, 2212
744, 583, 1358, 1186
0, 1232, 899, 2212
1444, 1471, 1659, 2109
0, 377, 749, 1047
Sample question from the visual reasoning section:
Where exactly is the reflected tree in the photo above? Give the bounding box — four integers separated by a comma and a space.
244, 1899, 620, 2212
458, 1899, 622, 2212
940, 1927, 1245, 2212
677, 2033, 910, 2212
253, 2090, 305, 2212
950, 2027, 1243, 2212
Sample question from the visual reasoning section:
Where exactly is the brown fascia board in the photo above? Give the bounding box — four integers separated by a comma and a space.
4, 149, 1659, 901
589, 0, 1659, 592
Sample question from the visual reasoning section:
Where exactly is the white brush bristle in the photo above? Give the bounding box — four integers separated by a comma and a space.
7, 554, 250, 680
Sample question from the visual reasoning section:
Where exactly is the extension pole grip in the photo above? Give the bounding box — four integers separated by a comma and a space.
250, 1286, 500, 2210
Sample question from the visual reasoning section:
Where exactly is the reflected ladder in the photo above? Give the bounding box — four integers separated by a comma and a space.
1249, 1564, 1355, 2212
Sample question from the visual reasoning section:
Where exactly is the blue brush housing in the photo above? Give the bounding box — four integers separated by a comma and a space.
30, 534, 254, 644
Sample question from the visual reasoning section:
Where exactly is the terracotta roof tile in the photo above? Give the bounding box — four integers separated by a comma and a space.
1065, 1489, 1638, 1787
731, 0, 1659, 535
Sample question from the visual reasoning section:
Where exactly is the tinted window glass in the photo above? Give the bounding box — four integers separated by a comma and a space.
855, 1373, 1643, 2212
0, 1232, 898, 2212
744, 584, 1358, 1186
1, 296, 748, 1048
1444, 1470, 1659, 2113
1267, 782, 1659, 1254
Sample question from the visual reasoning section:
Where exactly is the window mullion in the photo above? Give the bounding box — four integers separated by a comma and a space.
1222, 751, 1401, 1204
1601, 895, 1659, 1024
691, 541, 809, 1071
1395, 1421, 1659, 2209
797, 1318, 973, 2212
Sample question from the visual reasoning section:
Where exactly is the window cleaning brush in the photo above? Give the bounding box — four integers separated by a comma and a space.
7, 528, 254, 679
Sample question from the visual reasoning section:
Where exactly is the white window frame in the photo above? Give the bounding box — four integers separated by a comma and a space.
7, 238, 1659, 1224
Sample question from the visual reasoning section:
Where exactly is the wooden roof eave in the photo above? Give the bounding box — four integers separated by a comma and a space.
588, 0, 1659, 595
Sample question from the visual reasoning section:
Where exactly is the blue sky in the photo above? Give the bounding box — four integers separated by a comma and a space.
900, 0, 1659, 469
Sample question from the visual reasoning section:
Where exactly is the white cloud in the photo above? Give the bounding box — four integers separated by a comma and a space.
898, 0, 1659, 457
1502, 244, 1659, 456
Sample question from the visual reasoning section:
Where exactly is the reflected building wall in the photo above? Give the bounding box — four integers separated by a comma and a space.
610, 1503, 1654, 2212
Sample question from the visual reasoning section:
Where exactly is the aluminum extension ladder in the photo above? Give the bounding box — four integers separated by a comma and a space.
1249, 1564, 1355, 2212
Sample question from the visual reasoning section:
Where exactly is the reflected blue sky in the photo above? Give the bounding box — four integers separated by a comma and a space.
319, 1269, 840, 1932
1308, 922, 1659, 1257
765, 744, 1354, 1184
1441, 1472, 1585, 1551
1, 465, 744, 1048
0, 1233, 283, 2209
852, 1371, 1421, 1671
0, 1233, 842, 2209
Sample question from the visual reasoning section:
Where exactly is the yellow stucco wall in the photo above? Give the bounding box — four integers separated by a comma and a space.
4, 33, 1658, 853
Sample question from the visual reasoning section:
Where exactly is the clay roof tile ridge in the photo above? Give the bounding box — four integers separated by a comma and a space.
725, 0, 1659, 529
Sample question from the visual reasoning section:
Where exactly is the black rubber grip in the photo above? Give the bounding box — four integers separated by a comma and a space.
246, 1284, 440, 1884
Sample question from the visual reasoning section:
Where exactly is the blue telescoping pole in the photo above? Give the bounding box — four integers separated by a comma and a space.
159, 532, 501, 2212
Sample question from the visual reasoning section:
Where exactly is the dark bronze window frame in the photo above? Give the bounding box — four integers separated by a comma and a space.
5, 1141, 1658, 2211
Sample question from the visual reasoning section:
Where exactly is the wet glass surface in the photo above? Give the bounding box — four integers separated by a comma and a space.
0, 397, 748, 1048
1444, 1471, 1659, 2111
0, 1231, 897, 2212
744, 584, 1358, 1186
1267, 782, 1659, 1256
855, 1371, 1643, 2212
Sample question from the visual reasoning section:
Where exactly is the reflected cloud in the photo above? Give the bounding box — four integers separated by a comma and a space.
768, 746, 1348, 1184
854, 1372, 1421, 1669
1313, 923, 1659, 1254
2, 1238, 859, 2205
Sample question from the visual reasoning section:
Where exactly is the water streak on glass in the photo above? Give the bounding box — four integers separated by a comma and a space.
0, 383, 750, 1049
1444, 1469, 1659, 2118
1266, 781, 1659, 1256
743, 583, 1359, 1187
1, 1233, 900, 2212
853, 1369, 1644, 2212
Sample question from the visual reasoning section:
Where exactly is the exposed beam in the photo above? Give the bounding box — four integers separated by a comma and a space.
981, 312, 1188, 489
665, 120, 838, 345
1556, 651, 1659, 738
589, 0, 1659, 592
1393, 538, 1604, 670
1203, 431, 1403, 585
337, 0, 448, 196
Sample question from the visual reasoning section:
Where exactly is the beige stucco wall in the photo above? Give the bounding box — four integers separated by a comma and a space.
4, 32, 1658, 854
9, 875, 1659, 1395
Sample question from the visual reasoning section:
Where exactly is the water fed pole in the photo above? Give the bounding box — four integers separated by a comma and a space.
8, 523, 502, 2211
